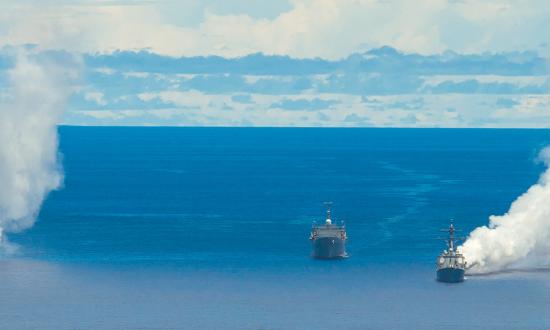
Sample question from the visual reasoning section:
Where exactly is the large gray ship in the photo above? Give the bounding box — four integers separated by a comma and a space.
436, 223, 466, 283
309, 203, 348, 259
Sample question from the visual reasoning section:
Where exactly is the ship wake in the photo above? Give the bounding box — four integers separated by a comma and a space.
460, 147, 550, 274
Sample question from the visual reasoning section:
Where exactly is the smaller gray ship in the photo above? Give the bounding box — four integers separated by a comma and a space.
309, 202, 348, 259
436, 222, 466, 283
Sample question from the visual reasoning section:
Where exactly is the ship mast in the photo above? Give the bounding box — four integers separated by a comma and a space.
440, 221, 459, 252
324, 201, 332, 225
448, 223, 455, 252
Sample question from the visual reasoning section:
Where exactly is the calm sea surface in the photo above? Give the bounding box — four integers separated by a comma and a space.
3, 127, 550, 329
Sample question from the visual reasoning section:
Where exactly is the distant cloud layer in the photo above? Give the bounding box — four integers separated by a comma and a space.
0, 46, 542, 127
1, 1, 550, 127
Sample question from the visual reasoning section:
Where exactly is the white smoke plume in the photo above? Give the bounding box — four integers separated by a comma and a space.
0, 49, 78, 252
461, 146, 550, 274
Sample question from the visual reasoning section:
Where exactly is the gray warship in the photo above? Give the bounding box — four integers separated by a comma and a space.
309, 203, 348, 259
436, 223, 466, 283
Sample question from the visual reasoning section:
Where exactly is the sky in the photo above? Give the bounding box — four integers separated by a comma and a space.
1, 0, 550, 127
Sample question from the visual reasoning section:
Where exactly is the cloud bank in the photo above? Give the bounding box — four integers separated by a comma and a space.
2, 1, 550, 59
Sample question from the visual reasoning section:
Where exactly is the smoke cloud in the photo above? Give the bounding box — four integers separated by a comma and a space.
0, 50, 77, 252
461, 147, 550, 273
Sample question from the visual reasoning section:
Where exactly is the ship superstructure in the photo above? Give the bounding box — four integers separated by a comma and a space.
309, 202, 348, 259
436, 222, 466, 283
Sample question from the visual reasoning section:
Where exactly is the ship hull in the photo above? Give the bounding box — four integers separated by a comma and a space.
436, 268, 465, 283
312, 237, 347, 259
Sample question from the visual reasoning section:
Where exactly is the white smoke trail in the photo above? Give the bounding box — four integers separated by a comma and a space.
0, 50, 77, 252
461, 146, 550, 273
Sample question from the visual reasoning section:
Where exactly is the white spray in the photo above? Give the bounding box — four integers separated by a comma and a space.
0, 50, 77, 252
461, 147, 550, 273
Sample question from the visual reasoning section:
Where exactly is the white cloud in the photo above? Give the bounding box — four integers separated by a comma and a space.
422, 75, 549, 88
76, 109, 139, 120
1, 1, 550, 58
94, 66, 116, 75
84, 91, 106, 106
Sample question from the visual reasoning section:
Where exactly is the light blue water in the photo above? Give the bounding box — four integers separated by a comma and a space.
2, 127, 550, 329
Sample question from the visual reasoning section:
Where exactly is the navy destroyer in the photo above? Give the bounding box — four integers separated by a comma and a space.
309, 203, 348, 259
436, 223, 466, 283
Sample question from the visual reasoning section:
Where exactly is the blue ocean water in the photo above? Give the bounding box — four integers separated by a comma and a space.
3, 127, 550, 329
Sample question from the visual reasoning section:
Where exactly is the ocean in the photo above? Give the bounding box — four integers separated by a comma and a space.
2, 127, 550, 329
